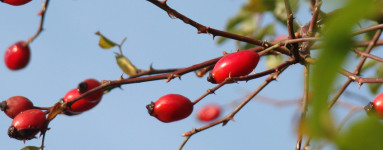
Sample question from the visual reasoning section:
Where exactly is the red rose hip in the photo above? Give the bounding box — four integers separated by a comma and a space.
368, 93, 383, 118
62, 88, 101, 114
1, 0, 32, 6
197, 104, 221, 122
4, 41, 31, 70
208, 50, 260, 84
8, 109, 46, 140
146, 94, 193, 123
77, 78, 104, 102
1, 96, 34, 119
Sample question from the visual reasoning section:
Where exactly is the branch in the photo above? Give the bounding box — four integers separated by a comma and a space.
353, 49, 383, 63
146, 0, 291, 55
340, 69, 383, 84
192, 58, 295, 105
327, 29, 382, 109
283, 0, 300, 60
352, 24, 383, 35
296, 64, 310, 150
179, 66, 289, 149
26, 0, 50, 45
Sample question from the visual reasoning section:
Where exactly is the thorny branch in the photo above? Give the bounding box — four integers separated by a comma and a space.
179, 67, 288, 150
146, 0, 292, 56
11, 0, 383, 149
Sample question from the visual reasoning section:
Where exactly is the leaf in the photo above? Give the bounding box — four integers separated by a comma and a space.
360, 59, 377, 73
335, 117, 383, 150
95, 31, 117, 49
273, 0, 299, 25
307, 0, 379, 139
246, 0, 276, 13
116, 54, 138, 76
368, 63, 383, 94
21, 146, 40, 150
265, 55, 282, 69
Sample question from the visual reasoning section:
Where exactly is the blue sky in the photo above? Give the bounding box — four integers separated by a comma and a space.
0, 0, 378, 150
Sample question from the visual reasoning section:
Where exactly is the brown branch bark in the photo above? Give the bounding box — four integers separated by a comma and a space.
146, 0, 291, 56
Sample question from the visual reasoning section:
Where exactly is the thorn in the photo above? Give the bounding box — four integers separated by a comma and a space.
207, 89, 215, 94
212, 34, 216, 40
160, 0, 167, 4
358, 82, 363, 88
222, 51, 228, 55
149, 63, 154, 71
205, 26, 211, 34
119, 73, 125, 80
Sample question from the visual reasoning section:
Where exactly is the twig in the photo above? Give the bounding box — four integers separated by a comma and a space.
327, 29, 382, 108
146, 0, 291, 56
179, 65, 289, 149
26, 0, 50, 45
353, 49, 383, 63
352, 24, 383, 35
192, 58, 295, 105
284, 0, 300, 60
296, 64, 310, 150
340, 69, 383, 84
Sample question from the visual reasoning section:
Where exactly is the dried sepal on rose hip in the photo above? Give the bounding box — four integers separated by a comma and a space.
77, 78, 104, 102
146, 94, 193, 123
1, 96, 34, 119
207, 50, 260, 84
4, 41, 31, 70
8, 109, 46, 140
365, 93, 383, 118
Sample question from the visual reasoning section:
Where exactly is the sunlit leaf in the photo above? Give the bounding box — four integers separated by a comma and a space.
273, 0, 299, 25
95, 31, 117, 49
307, 0, 379, 139
336, 117, 383, 150
360, 59, 377, 72
265, 55, 283, 69
21, 146, 40, 150
116, 54, 138, 76
246, 0, 275, 13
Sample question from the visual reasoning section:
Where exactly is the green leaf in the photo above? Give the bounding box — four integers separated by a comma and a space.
246, 0, 276, 13
116, 54, 138, 76
360, 59, 377, 73
307, 0, 379, 139
265, 55, 282, 69
21, 146, 40, 150
368, 63, 383, 94
336, 117, 383, 150
273, 0, 299, 25
95, 31, 118, 49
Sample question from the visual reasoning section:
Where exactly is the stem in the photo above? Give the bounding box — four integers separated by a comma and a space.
327, 29, 382, 108
296, 64, 310, 150
182, 66, 288, 138
26, 0, 50, 45
146, 0, 291, 56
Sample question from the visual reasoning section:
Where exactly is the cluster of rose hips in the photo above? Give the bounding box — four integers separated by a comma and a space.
147, 50, 260, 122
1, 78, 103, 141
